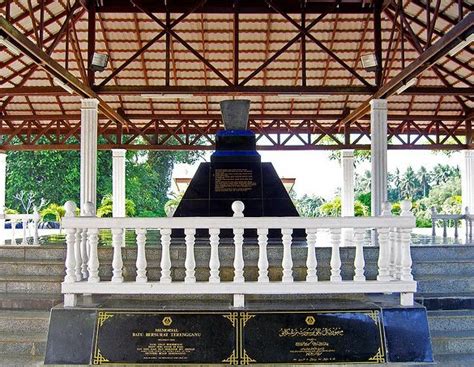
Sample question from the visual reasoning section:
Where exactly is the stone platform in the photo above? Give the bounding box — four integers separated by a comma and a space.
44, 296, 432, 365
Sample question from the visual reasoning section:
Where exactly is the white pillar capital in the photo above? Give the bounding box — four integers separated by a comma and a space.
112, 149, 127, 158
81, 98, 99, 110
370, 99, 387, 110
341, 149, 355, 159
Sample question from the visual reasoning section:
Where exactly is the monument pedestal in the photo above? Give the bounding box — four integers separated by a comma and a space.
44, 297, 433, 365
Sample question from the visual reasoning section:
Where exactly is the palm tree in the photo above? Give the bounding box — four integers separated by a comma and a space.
400, 167, 418, 199
417, 166, 430, 197
393, 168, 402, 201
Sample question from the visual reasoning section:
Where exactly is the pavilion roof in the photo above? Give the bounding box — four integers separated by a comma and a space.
0, 0, 472, 150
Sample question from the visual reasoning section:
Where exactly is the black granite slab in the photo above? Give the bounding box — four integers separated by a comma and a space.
44, 300, 433, 365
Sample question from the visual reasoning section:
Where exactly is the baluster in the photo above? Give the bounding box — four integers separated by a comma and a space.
306, 229, 318, 282
32, 207, 40, 246
160, 228, 172, 283
400, 200, 414, 282
74, 229, 82, 281
232, 201, 245, 283
184, 228, 196, 283
377, 228, 391, 281
330, 228, 342, 282
389, 229, 397, 278
233, 227, 244, 283
257, 228, 269, 283
377, 202, 392, 282
454, 219, 459, 239
80, 230, 89, 279
394, 229, 402, 280
209, 228, 220, 283
21, 217, 28, 245
111, 228, 124, 283
281, 228, 293, 282
87, 228, 100, 283
431, 207, 436, 237
135, 228, 147, 283
63, 201, 77, 283
353, 228, 366, 282
442, 220, 447, 238
11, 220, 17, 245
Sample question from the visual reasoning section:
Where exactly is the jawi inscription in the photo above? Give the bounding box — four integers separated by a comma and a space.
214, 168, 256, 193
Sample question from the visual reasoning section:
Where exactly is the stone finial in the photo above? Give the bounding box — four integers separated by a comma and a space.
400, 200, 413, 217
83, 201, 95, 217
232, 201, 245, 218
465, 206, 470, 215
220, 100, 250, 130
381, 202, 392, 216
64, 201, 77, 217
431, 206, 437, 215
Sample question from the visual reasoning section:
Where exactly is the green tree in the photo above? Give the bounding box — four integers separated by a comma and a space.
293, 194, 325, 217
400, 166, 419, 199
96, 194, 136, 217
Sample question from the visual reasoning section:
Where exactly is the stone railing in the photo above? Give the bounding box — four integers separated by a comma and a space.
61, 200, 416, 308
431, 206, 473, 241
0, 209, 40, 246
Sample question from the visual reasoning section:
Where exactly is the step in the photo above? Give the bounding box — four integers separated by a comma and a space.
0, 311, 50, 334
431, 330, 474, 354
0, 246, 66, 261
428, 310, 474, 331
412, 260, 474, 277
0, 293, 62, 310
0, 332, 46, 356
433, 353, 474, 366
0, 355, 44, 367
0, 275, 63, 294
416, 293, 474, 311
416, 276, 474, 294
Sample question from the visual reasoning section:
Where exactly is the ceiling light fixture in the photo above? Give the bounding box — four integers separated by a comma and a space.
448, 33, 474, 56
395, 77, 418, 95
90, 52, 109, 72
0, 35, 21, 56
360, 53, 377, 72
53, 78, 74, 94
141, 93, 194, 99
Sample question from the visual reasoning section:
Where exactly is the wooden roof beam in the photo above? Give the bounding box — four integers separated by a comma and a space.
0, 15, 128, 126
340, 11, 474, 125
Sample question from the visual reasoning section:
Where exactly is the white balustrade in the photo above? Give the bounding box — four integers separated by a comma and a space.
3, 209, 40, 246
60, 199, 417, 308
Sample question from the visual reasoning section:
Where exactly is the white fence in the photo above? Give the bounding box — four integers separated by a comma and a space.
0, 209, 40, 246
431, 206, 473, 241
61, 200, 417, 308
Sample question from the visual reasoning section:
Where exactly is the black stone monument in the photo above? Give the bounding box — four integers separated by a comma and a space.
173, 99, 299, 219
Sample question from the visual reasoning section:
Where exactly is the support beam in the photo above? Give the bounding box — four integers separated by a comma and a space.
80, 99, 99, 214
341, 12, 474, 124
112, 149, 126, 218
370, 99, 388, 216
0, 16, 128, 127
462, 150, 474, 214
0, 152, 6, 245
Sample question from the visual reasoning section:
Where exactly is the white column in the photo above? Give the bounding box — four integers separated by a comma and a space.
341, 149, 355, 245
370, 99, 388, 216
112, 149, 126, 217
0, 152, 6, 245
80, 99, 99, 215
462, 150, 474, 214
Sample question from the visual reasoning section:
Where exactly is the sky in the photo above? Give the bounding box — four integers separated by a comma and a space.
172, 150, 463, 200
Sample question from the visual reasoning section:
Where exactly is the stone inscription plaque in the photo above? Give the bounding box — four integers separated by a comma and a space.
214, 168, 256, 193
243, 310, 386, 364
92, 311, 235, 365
